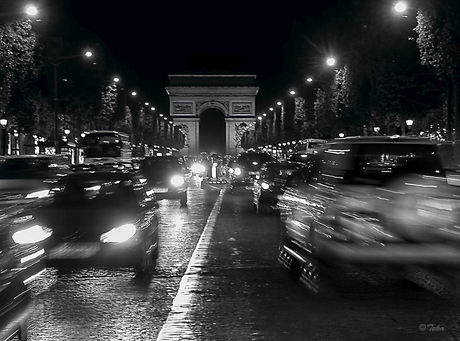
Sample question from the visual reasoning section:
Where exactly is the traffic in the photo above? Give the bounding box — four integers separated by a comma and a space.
1, 131, 460, 339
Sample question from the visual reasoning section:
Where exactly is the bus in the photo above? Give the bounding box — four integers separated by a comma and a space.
78, 130, 132, 165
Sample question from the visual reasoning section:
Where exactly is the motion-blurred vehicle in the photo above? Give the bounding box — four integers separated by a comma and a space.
278, 136, 460, 294
139, 156, 190, 206
0, 155, 71, 205
227, 152, 273, 193
35, 171, 159, 277
0, 204, 52, 340
252, 161, 313, 214
292, 138, 326, 154
79, 130, 132, 164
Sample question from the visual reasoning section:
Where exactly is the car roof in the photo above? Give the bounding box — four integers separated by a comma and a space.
329, 136, 449, 145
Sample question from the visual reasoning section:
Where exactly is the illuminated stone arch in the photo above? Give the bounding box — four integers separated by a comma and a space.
165, 74, 259, 155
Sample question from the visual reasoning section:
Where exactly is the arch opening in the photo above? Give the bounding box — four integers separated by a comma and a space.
199, 108, 226, 155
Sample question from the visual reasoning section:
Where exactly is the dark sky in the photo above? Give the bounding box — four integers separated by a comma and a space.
33, 0, 342, 111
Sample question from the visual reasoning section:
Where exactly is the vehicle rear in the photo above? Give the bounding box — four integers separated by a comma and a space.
139, 156, 189, 205
229, 152, 273, 192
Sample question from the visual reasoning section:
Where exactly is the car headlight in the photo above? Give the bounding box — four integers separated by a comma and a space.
191, 163, 206, 174
25, 189, 50, 199
171, 175, 185, 187
234, 167, 242, 176
100, 223, 136, 243
261, 182, 270, 190
12, 225, 52, 244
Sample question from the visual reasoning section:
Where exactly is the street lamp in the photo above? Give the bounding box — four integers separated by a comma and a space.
47, 50, 93, 154
406, 119, 414, 134
24, 5, 38, 16
326, 57, 336, 67
0, 118, 7, 156
394, 2, 407, 13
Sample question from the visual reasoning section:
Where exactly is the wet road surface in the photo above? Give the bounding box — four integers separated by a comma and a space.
27, 177, 220, 340
26, 178, 460, 340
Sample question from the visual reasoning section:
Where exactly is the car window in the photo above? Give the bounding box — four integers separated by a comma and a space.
320, 143, 444, 186
0, 157, 70, 179
236, 154, 273, 166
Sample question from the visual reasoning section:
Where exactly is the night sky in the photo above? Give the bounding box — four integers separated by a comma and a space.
35, 0, 340, 112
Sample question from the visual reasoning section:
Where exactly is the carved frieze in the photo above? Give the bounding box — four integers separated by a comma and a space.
173, 102, 193, 114
232, 102, 252, 114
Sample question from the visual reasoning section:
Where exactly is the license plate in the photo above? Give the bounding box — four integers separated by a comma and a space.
152, 188, 169, 193
48, 243, 100, 259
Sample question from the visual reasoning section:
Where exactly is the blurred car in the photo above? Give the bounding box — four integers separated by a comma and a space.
0, 204, 53, 340
0, 155, 71, 206
71, 161, 134, 173
139, 156, 190, 206
34, 171, 159, 277
227, 152, 274, 193
278, 136, 460, 294
252, 161, 313, 214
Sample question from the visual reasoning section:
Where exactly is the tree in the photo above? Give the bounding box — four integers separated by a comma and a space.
414, 0, 460, 141
0, 20, 39, 116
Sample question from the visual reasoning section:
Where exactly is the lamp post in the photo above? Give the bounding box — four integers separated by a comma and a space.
47, 51, 93, 154
0, 118, 7, 156
406, 119, 414, 135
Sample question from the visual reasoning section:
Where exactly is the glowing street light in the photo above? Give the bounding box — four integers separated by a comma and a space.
24, 5, 38, 16
394, 2, 407, 13
326, 57, 336, 66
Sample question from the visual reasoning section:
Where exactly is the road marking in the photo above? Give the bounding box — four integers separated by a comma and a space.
156, 187, 226, 341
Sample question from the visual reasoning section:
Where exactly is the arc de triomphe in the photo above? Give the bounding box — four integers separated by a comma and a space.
165, 74, 259, 156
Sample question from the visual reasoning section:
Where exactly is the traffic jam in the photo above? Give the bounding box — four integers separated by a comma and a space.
0, 133, 460, 339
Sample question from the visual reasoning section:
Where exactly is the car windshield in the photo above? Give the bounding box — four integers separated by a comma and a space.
52, 178, 138, 207
236, 154, 273, 167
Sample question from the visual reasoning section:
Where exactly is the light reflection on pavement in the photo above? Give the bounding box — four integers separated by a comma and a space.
27, 176, 222, 340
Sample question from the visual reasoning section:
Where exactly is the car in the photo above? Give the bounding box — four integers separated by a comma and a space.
0, 204, 53, 341
278, 136, 460, 294
227, 152, 274, 193
34, 171, 159, 277
0, 155, 71, 206
252, 160, 314, 214
138, 156, 190, 206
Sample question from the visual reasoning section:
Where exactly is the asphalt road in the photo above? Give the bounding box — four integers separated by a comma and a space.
26, 177, 460, 340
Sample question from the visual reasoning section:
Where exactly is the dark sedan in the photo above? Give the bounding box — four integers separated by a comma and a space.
278, 136, 460, 294
35, 171, 159, 277
227, 152, 274, 193
0, 204, 52, 340
0, 155, 71, 206
138, 156, 190, 206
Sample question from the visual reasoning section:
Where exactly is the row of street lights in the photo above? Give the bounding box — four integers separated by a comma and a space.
253, 2, 415, 146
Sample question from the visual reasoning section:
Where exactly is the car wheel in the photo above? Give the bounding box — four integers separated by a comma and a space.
135, 238, 155, 277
